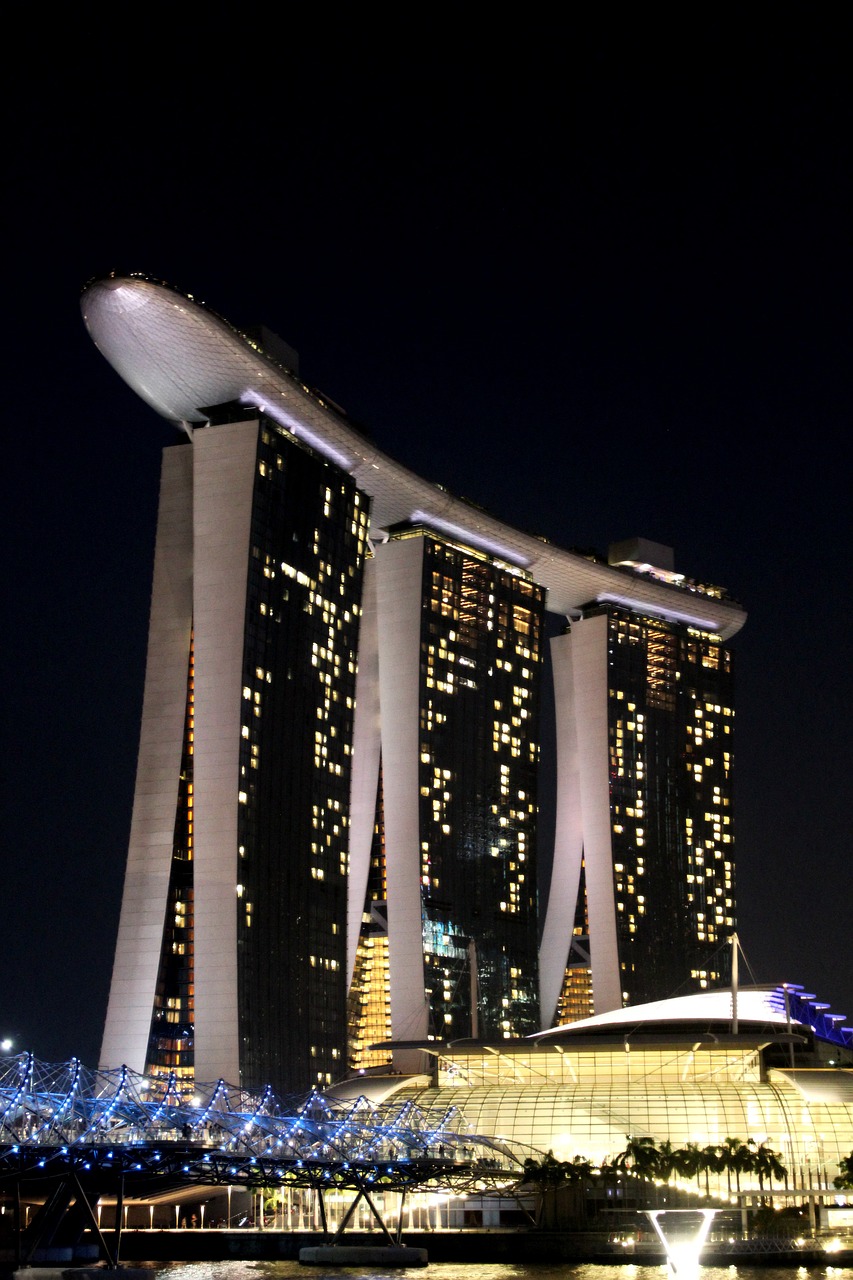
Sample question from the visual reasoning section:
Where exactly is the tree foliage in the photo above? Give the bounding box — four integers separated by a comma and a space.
833, 1151, 853, 1190
609, 1134, 787, 1196
521, 1149, 588, 1186
519, 1135, 790, 1204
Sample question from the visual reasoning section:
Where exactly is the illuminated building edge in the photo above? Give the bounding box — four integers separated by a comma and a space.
83, 276, 748, 1090
350, 989, 853, 1195
81, 276, 745, 638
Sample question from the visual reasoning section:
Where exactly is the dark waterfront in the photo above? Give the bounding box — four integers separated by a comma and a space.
145, 1260, 853, 1280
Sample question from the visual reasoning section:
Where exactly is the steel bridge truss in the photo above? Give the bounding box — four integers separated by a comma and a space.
0, 1054, 533, 1263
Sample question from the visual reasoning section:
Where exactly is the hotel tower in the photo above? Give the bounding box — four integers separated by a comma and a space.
82, 275, 746, 1095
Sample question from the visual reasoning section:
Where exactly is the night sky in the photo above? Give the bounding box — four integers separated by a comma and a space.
4, 17, 851, 1065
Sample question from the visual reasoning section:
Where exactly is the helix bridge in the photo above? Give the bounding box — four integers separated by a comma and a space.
0, 1053, 532, 1264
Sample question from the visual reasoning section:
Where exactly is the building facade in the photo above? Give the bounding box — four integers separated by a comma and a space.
540, 575, 736, 1023
82, 275, 747, 1095
380, 989, 853, 1202
99, 410, 370, 1093
347, 528, 545, 1063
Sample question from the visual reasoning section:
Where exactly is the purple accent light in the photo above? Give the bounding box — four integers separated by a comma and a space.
597, 591, 724, 633
410, 509, 530, 567
240, 392, 353, 470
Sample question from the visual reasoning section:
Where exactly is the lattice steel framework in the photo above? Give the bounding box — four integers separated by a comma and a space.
0, 1053, 529, 1188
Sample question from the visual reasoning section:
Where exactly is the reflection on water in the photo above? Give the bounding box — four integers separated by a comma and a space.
154, 1261, 852, 1280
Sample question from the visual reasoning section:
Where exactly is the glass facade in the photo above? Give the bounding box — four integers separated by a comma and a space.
145, 641, 195, 1086
402, 530, 545, 1040
88, 276, 753, 1098
236, 420, 368, 1093
603, 607, 736, 1005
556, 860, 594, 1024
347, 767, 393, 1072
138, 483, 736, 1089
419, 1038, 853, 1192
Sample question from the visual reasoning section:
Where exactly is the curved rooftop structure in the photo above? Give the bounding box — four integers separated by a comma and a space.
532, 987, 791, 1037
531, 985, 852, 1049
81, 274, 746, 639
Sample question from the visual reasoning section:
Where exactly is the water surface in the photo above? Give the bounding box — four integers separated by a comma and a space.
152, 1259, 852, 1280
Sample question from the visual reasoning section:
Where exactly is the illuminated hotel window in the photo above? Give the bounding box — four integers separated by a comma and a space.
387, 527, 545, 1040
145, 637, 195, 1088
571, 608, 738, 1010
236, 417, 368, 1093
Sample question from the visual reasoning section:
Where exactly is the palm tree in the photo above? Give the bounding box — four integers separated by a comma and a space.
833, 1151, 853, 1191
614, 1135, 660, 1180
656, 1139, 678, 1186
676, 1142, 703, 1197
701, 1143, 724, 1197
613, 1135, 661, 1205
721, 1136, 754, 1194
520, 1151, 561, 1227
520, 1149, 575, 1187
519, 1150, 589, 1227
569, 1154, 595, 1181
720, 1137, 738, 1195
753, 1141, 787, 1202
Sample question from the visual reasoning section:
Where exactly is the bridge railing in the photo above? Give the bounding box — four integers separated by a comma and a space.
0, 1053, 532, 1175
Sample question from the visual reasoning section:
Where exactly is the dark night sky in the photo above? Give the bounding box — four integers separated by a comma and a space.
3, 16, 851, 1064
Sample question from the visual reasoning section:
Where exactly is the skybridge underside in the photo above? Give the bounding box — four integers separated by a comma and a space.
0, 1144, 522, 1269
0, 1142, 519, 1196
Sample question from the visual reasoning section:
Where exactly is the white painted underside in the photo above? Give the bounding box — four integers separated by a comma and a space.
531, 986, 794, 1037
82, 277, 746, 639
